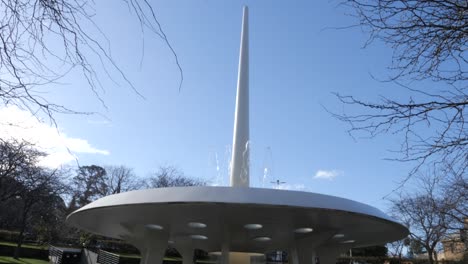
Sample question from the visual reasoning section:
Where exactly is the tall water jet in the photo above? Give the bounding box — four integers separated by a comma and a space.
230, 6, 250, 188
261, 147, 273, 187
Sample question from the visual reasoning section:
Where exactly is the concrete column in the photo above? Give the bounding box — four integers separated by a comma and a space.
124, 228, 169, 264
317, 254, 336, 264
311, 251, 318, 264
297, 248, 314, 264
180, 248, 194, 264
289, 245, 299, 264
140, 247, 166, 264
315, 246, 349, 264
221, 241, 230, 264
289, 231, 335, 264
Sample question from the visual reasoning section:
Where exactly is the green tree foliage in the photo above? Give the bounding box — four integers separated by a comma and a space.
13, 168, 66, 258
69, 165, 108, 210
0, 139, 68, 258
0, 141, 206, 253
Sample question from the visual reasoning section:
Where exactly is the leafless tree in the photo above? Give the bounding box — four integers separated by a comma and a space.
334, 87, 467, 187
334, 0, 467, 184
0, 0, 182, 122
148, 166, 206, 188
440, 191, 468, 259
391, 195, 446, 264
343, 0, 467, 84
0, 139, 44, 202
104, 165, 146, 194
390, 169, 467, 264
387, 235, 409, 263
438, 165, 467, 232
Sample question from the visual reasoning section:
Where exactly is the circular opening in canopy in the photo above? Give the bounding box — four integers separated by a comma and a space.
294, 227, 313, 233
333, 234, 345, 239
145, 224, 164, 230
209, 252, 265, 257
253, 236, 271, 242
191, 235, 208, 240
244, 224, 263, 230
188, 222, 207, 228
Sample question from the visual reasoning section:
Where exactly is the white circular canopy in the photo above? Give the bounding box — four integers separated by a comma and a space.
67, 186, 408, 253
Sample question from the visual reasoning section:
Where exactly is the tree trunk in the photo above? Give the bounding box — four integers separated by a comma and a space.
14, 202, 30, 259
14, 221, 26, 259
427, 249, 434, 264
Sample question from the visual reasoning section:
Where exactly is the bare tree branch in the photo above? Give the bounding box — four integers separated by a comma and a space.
0, 0, 183, 124
333, 0, 467, 184
104, 165, 145, 195
344, 0, 467, 84
148, 166, 206, 188
389, 168, 467, 263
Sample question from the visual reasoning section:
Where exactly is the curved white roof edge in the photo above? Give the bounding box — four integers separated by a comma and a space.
69, 186, 399, 224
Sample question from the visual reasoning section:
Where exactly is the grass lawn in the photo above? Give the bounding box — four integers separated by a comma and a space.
0, 256, 48, 264
115, 253, 215, 263
115, 253, 140, 259
116, 253, 180, 261
0, 242, 47, 250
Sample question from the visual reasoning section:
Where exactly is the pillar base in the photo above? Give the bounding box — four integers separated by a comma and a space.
211, 252, 265, 264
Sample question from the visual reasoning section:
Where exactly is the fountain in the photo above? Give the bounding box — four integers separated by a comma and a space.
67, 7, 408, 264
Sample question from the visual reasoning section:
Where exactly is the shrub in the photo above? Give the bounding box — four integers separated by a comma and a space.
0, 244, 48, 260
0, 230, 20, 242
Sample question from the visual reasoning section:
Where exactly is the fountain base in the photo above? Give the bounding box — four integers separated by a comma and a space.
67, 187, 408, 264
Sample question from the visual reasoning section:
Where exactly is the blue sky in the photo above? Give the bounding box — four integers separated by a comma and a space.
0, 1, 421, 211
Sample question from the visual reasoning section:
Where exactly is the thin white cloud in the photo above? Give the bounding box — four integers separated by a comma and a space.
0, 106, 109, 168
314, 169, 343, 180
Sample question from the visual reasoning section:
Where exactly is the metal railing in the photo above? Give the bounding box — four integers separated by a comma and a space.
49, 246, 64, 264
98, 250, 120, 264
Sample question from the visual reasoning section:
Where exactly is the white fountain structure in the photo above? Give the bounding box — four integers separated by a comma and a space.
67, 7, 408, 264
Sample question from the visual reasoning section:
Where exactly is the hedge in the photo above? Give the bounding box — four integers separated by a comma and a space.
0, 230, 20, 243
0, 243, 48, 260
